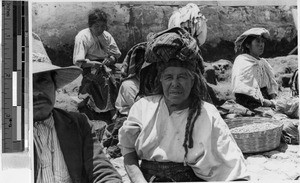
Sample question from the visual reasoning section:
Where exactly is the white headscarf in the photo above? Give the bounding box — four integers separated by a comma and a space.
234, 28, 270, 53
168, 3, 207, 46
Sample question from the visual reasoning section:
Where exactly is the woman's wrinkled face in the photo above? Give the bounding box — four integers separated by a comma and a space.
160, 66, 194, 109
247, 37, 265, 58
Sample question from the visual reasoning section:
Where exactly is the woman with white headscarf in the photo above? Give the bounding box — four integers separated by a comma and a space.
231, 27, 278, 110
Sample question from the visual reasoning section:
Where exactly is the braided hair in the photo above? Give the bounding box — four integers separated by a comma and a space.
182, 65, 209, 159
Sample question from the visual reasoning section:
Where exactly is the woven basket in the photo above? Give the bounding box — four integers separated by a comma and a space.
225, 117, 283, 153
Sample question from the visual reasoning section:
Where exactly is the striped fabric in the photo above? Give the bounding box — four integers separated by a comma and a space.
145, 27, 201, 67
120, 42, 147, 81
34, 115, 72, 183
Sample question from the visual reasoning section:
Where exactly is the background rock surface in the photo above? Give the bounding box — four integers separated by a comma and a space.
32, 1, 297, 66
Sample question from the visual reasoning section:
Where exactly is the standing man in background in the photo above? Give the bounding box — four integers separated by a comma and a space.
73, 8, 122, 124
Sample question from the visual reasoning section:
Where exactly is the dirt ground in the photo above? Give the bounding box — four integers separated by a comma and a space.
110, 143, 300, 182
55, 55, 299, 182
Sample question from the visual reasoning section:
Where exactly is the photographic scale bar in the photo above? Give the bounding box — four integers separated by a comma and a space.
2, 1, 28, 153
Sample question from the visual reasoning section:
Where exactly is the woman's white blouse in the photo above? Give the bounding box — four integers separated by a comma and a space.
118, 95, 249, 181
231, 54, 278, 103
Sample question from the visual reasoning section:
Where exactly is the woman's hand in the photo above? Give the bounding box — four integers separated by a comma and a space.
263, 99, 276, 108
103, 56, 116, 66
124, 152, 147, 183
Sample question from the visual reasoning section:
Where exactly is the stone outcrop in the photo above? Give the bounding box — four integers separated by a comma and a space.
32, 2, 297, 66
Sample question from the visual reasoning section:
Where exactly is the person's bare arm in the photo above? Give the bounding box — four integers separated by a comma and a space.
123, 151, 147, 183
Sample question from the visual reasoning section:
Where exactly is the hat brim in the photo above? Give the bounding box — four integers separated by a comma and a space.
33, 62, 82, 89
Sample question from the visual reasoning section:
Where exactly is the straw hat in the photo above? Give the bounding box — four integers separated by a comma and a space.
32, 33, 82, 89
234, 27, 270, 53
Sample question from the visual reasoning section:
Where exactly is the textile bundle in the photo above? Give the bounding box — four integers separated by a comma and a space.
168, 3, 207, 46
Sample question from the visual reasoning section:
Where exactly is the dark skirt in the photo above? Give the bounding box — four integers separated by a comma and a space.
78, 65, 119, 122
235, 87, 271, 110
140, 160, 205, 182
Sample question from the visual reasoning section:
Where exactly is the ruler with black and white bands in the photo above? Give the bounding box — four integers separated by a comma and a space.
2, 1, 28, 152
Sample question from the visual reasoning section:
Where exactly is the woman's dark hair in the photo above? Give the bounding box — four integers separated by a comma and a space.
241, 35, 259, 54
182, 70, 209, 158
88, 8, 108, 27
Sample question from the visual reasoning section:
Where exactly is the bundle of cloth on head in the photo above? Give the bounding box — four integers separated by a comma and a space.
234, 27, 270, 53
168, 3, 207, 46
139, 27, 211, 102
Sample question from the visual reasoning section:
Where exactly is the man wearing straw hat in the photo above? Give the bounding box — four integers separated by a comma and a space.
32, 32, 122, 183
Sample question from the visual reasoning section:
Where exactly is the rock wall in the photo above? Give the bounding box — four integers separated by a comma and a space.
32, 2, 297, 66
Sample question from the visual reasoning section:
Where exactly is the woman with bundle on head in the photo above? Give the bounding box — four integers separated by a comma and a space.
231, 28, 278, 110
118, 27, 249, 182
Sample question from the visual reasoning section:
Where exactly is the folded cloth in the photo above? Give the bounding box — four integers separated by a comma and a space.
275, 98, 299, 119
145, 27, 202, 69
281, 119, 299, 144
219, 99, 255, 118
120, 42, 147, 80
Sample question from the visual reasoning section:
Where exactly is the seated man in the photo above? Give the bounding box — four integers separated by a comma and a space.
32, 32, 122, 183
73, 8, 122, 124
